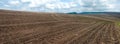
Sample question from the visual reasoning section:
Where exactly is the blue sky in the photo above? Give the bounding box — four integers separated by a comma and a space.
0, 0, 120, 13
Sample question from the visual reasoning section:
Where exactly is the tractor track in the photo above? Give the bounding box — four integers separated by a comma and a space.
3, 22, 92, 44
0, 10, 120, 44
65, 22, 106, 44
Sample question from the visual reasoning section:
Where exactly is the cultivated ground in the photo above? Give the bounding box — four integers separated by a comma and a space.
0, 10, 120, 44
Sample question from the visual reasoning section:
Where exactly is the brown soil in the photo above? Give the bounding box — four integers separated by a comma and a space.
0, 10, 120, 44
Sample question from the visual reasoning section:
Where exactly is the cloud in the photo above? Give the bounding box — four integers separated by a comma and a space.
0, 0, 120, 13
100, 0, 120, 11
20, 0, 78, 12
21, 0, 59, 7
4, 5, 10, 7
9, 0, 20, 5
45, 2, 77, 9
22, 0, 120, 12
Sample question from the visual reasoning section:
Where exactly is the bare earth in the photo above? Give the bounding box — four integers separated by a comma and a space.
0, 10, 120, 44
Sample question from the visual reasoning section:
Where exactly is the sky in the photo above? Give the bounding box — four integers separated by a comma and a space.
0, 0, 120, 13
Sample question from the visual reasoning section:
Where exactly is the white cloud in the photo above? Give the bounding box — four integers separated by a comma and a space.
45, 4, 56, 9
9, 1, 20, 5
4, 5, 10, 7
21, 0, 59, 7
76, 0, 84, 6
1, 0, 119, 12
100, 0, 120, 11
100, 0, 108, 2
45, 2, 77, 9
21, 0, 78, 9
107, 4, 115, 9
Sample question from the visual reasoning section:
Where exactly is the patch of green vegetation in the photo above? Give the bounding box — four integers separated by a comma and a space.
116, 22, 120, 27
